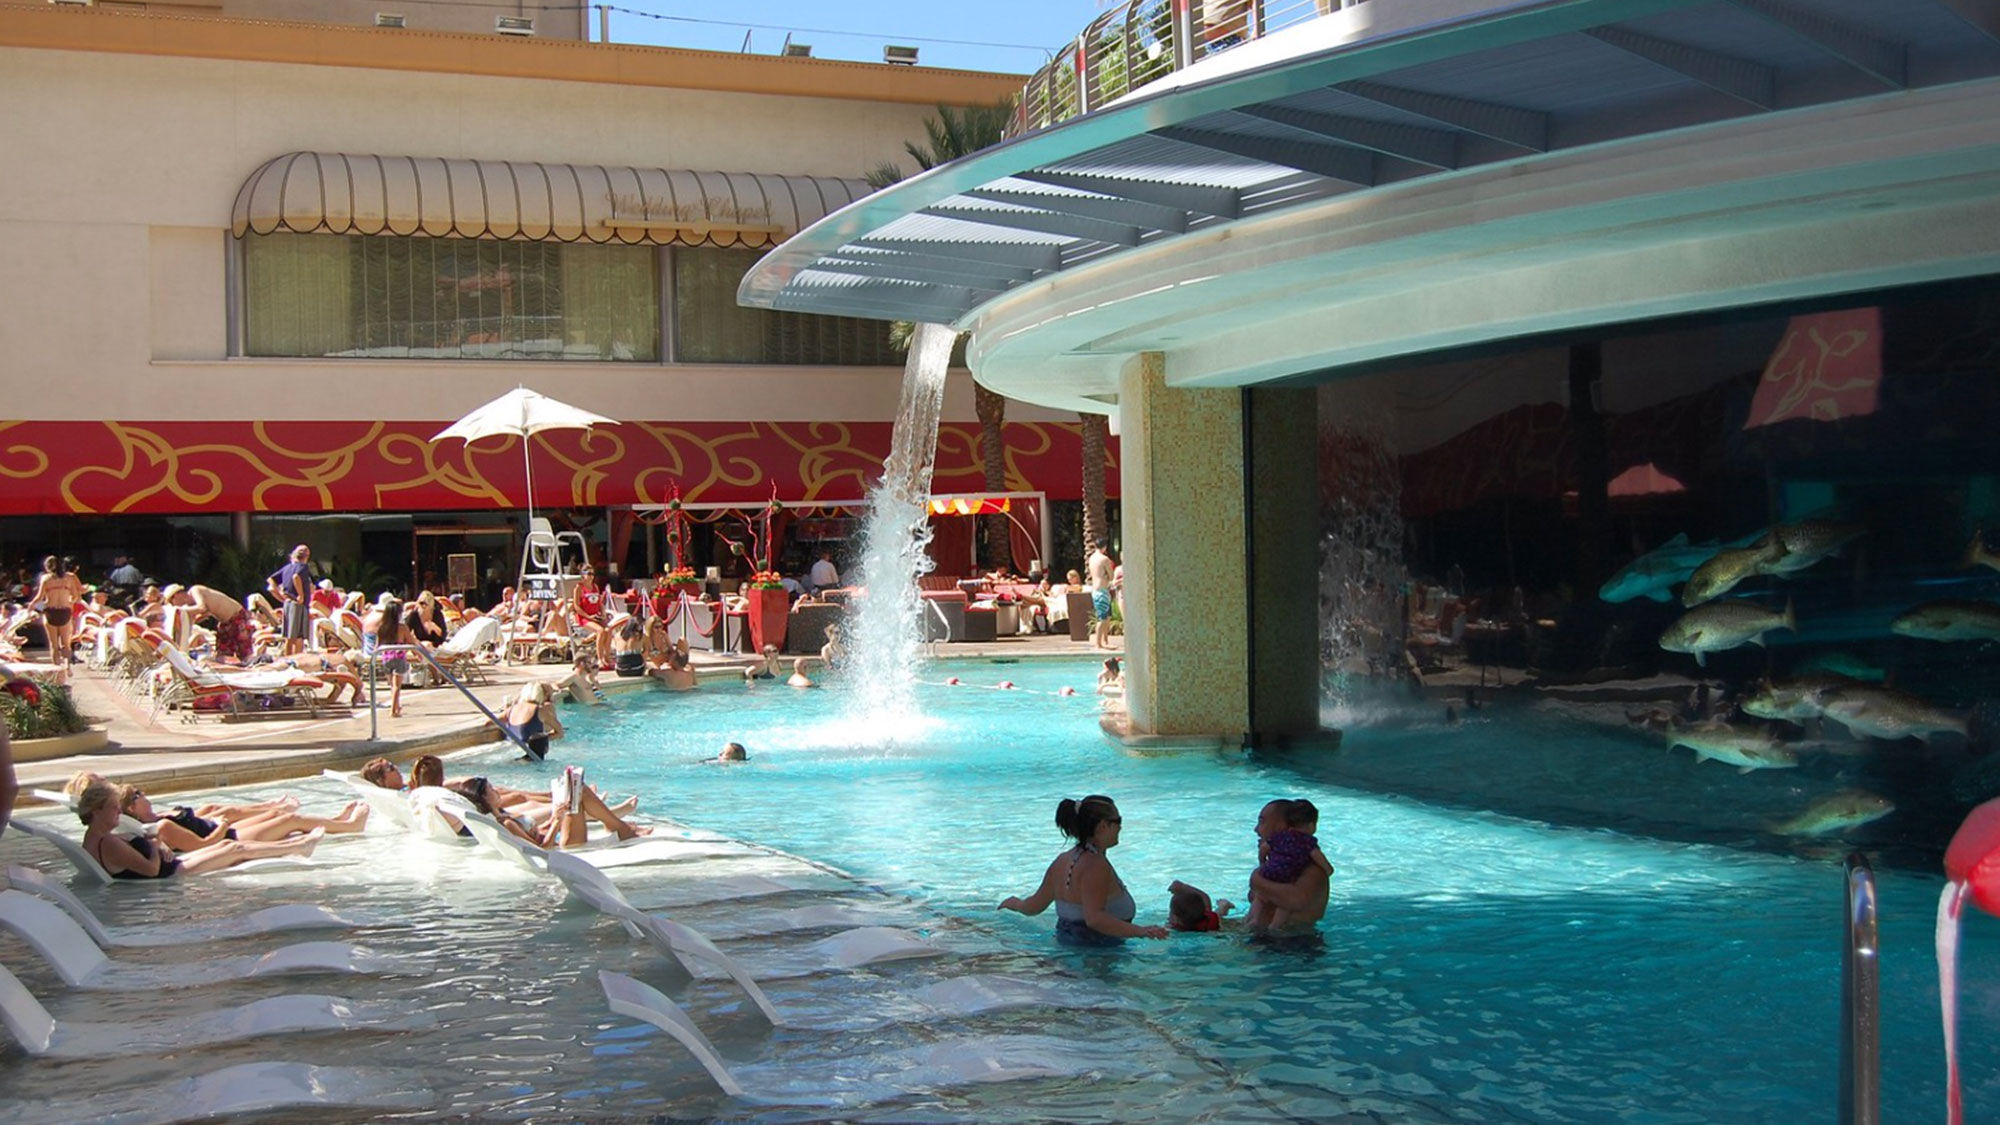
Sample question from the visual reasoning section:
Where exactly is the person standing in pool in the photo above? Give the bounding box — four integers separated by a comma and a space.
1247, 798, 1331, 934
999, 794, 1168, 945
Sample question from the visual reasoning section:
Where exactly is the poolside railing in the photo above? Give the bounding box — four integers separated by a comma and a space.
1841, 852, 1880, 1125
366, 643, 526, 754
1009, 0, 1365, 136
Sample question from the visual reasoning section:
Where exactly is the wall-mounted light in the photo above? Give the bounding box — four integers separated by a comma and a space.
883, 44, 919, 65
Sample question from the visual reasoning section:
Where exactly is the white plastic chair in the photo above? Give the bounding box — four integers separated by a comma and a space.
2, 1061, 430, 1125
457, 810, 754, 873
0, 960, 430, 1058
598, 972, 1132, 1102
9, 817, 312, 884
322, 769, 419, 833
5, 864, 362, 946
0, 890, 395, 991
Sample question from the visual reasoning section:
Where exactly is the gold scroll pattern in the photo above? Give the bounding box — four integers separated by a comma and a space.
4, 420, 1103, 514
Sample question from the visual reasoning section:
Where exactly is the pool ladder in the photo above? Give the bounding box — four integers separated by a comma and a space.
1841, 852, 1879, 1125
366, 643, 530, 755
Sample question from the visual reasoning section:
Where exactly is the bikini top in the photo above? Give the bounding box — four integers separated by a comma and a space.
92, 832, 180, 880
1054, 845, 1135, 923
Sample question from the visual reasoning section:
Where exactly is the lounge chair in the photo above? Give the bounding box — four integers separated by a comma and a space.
407, 785, 481, 840
6, 1061, 430, 1125
0, 890, 396, 991
458, 810, 754, 875
5, 864, 364, 945
9, 817, 312, 885
431, 615, 500, 683
542, 849, 942, 982
150, 640, 333, 721
598, 971, 1136, 1102
322, 769, 419, 833
0, 960, 431, 1059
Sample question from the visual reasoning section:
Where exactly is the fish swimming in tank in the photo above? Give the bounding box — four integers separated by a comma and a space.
1659, 600, 1796, 667
1761, 520, 1867, 576
1599, 533, 1729, 604
1741, 675, 1859, 721
1793, 650, 1890, 683
1890, 600, 2000, 642
1682, 538, 1789, 606
1665, 720, 1801, 771
1965, 534, 2000, 573
1820, 685, 1970, 742
1769, 789, 1895, 836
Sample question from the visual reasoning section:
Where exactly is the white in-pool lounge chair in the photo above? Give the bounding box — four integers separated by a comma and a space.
598, 971, 1135, 1103
5, 864, 363, 946
0, 960, 430, 1059
0, 890, 397, 991
407, 785, 480, 840
457, 810, 755, 875
322, 768, 419, 832
543, 849, 941, 979
0, 1061, 430, 1125
8, 817, 313, 884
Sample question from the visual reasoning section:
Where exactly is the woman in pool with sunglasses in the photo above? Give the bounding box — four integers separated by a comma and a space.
999, 794, 1168, 945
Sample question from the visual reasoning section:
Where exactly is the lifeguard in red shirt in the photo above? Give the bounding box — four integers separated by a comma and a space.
572, 567, 612, 670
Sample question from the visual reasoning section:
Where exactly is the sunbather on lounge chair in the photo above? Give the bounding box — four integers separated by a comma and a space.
449, 771, 650, 849
373, 755, 639, 820
61, 770, 301, 823
117, 783, 368, 848
76, 778, 323, 877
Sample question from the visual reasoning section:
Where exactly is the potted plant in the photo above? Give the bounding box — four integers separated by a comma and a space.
718, 491, 790, 652
745, 568, 790, 652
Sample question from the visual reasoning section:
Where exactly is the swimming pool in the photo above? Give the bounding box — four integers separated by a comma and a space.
1, 658, 1995, 1122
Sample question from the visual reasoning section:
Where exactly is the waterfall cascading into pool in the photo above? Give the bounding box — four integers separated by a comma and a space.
843, 321, 956, 729
1317, 383, 1413, 724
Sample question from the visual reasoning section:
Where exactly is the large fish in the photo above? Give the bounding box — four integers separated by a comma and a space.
1794, 650, 1889, 683
1741, 675, 1857, 721
1769, 789, 1894, 836
1660, 600, 1795, 667
1964, 535, 2000, 574
1667, 721, 1800, 771
1682, 538, 1788, 606
1893, 600, 2000, 642
1762, 520, 1866, 576
1821, 685, 1969, 742
1599, 533, 1726, 604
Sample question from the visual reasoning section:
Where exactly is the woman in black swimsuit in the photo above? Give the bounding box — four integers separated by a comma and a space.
116, 783, 368, 849
77, 778, 325, 877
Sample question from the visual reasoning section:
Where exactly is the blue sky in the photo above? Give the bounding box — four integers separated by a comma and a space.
591, 0, 1106, 75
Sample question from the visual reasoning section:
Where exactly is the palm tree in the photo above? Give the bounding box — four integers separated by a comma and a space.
1080, 412, 1110, 558
871, 99, 1018, 570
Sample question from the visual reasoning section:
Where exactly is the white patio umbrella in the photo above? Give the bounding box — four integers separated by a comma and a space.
432, 387, 618, 529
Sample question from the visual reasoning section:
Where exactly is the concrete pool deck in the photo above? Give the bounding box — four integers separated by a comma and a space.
10, 632, 1118, 802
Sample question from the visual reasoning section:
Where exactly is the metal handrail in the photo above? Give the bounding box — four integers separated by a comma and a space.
1841, 852, 1880, 1125
365, 642, 529, 754
1009, 0, 1365, 137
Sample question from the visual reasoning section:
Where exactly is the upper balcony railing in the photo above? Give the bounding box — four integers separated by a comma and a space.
1008, 0, 1363, 137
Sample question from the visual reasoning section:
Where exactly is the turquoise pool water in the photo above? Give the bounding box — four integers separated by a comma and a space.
520, 658, 2000, 1123
2, 659, 1996, 1123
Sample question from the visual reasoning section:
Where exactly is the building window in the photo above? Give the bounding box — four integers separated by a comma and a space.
241, 233, 659, 361
674, 247, 899, 365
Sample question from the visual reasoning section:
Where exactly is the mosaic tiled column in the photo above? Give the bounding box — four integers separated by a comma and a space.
1117, 353, 1249, 740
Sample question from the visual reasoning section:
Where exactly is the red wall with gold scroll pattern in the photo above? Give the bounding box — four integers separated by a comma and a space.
0, 420, 1120, 516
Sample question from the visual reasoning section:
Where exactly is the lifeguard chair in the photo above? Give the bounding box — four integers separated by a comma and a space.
512, 517, 591, 664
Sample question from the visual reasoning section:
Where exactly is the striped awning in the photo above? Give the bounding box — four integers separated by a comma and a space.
231, 152, 871, 249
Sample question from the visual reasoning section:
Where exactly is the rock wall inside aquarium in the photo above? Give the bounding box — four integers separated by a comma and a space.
1313, 285, 2000, 867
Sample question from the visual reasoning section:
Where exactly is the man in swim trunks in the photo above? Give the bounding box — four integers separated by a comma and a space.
1087, 540, 1117, 650
1247, 798, 1330, 934
267, 544, 313, 657
167, 584, 255, 664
